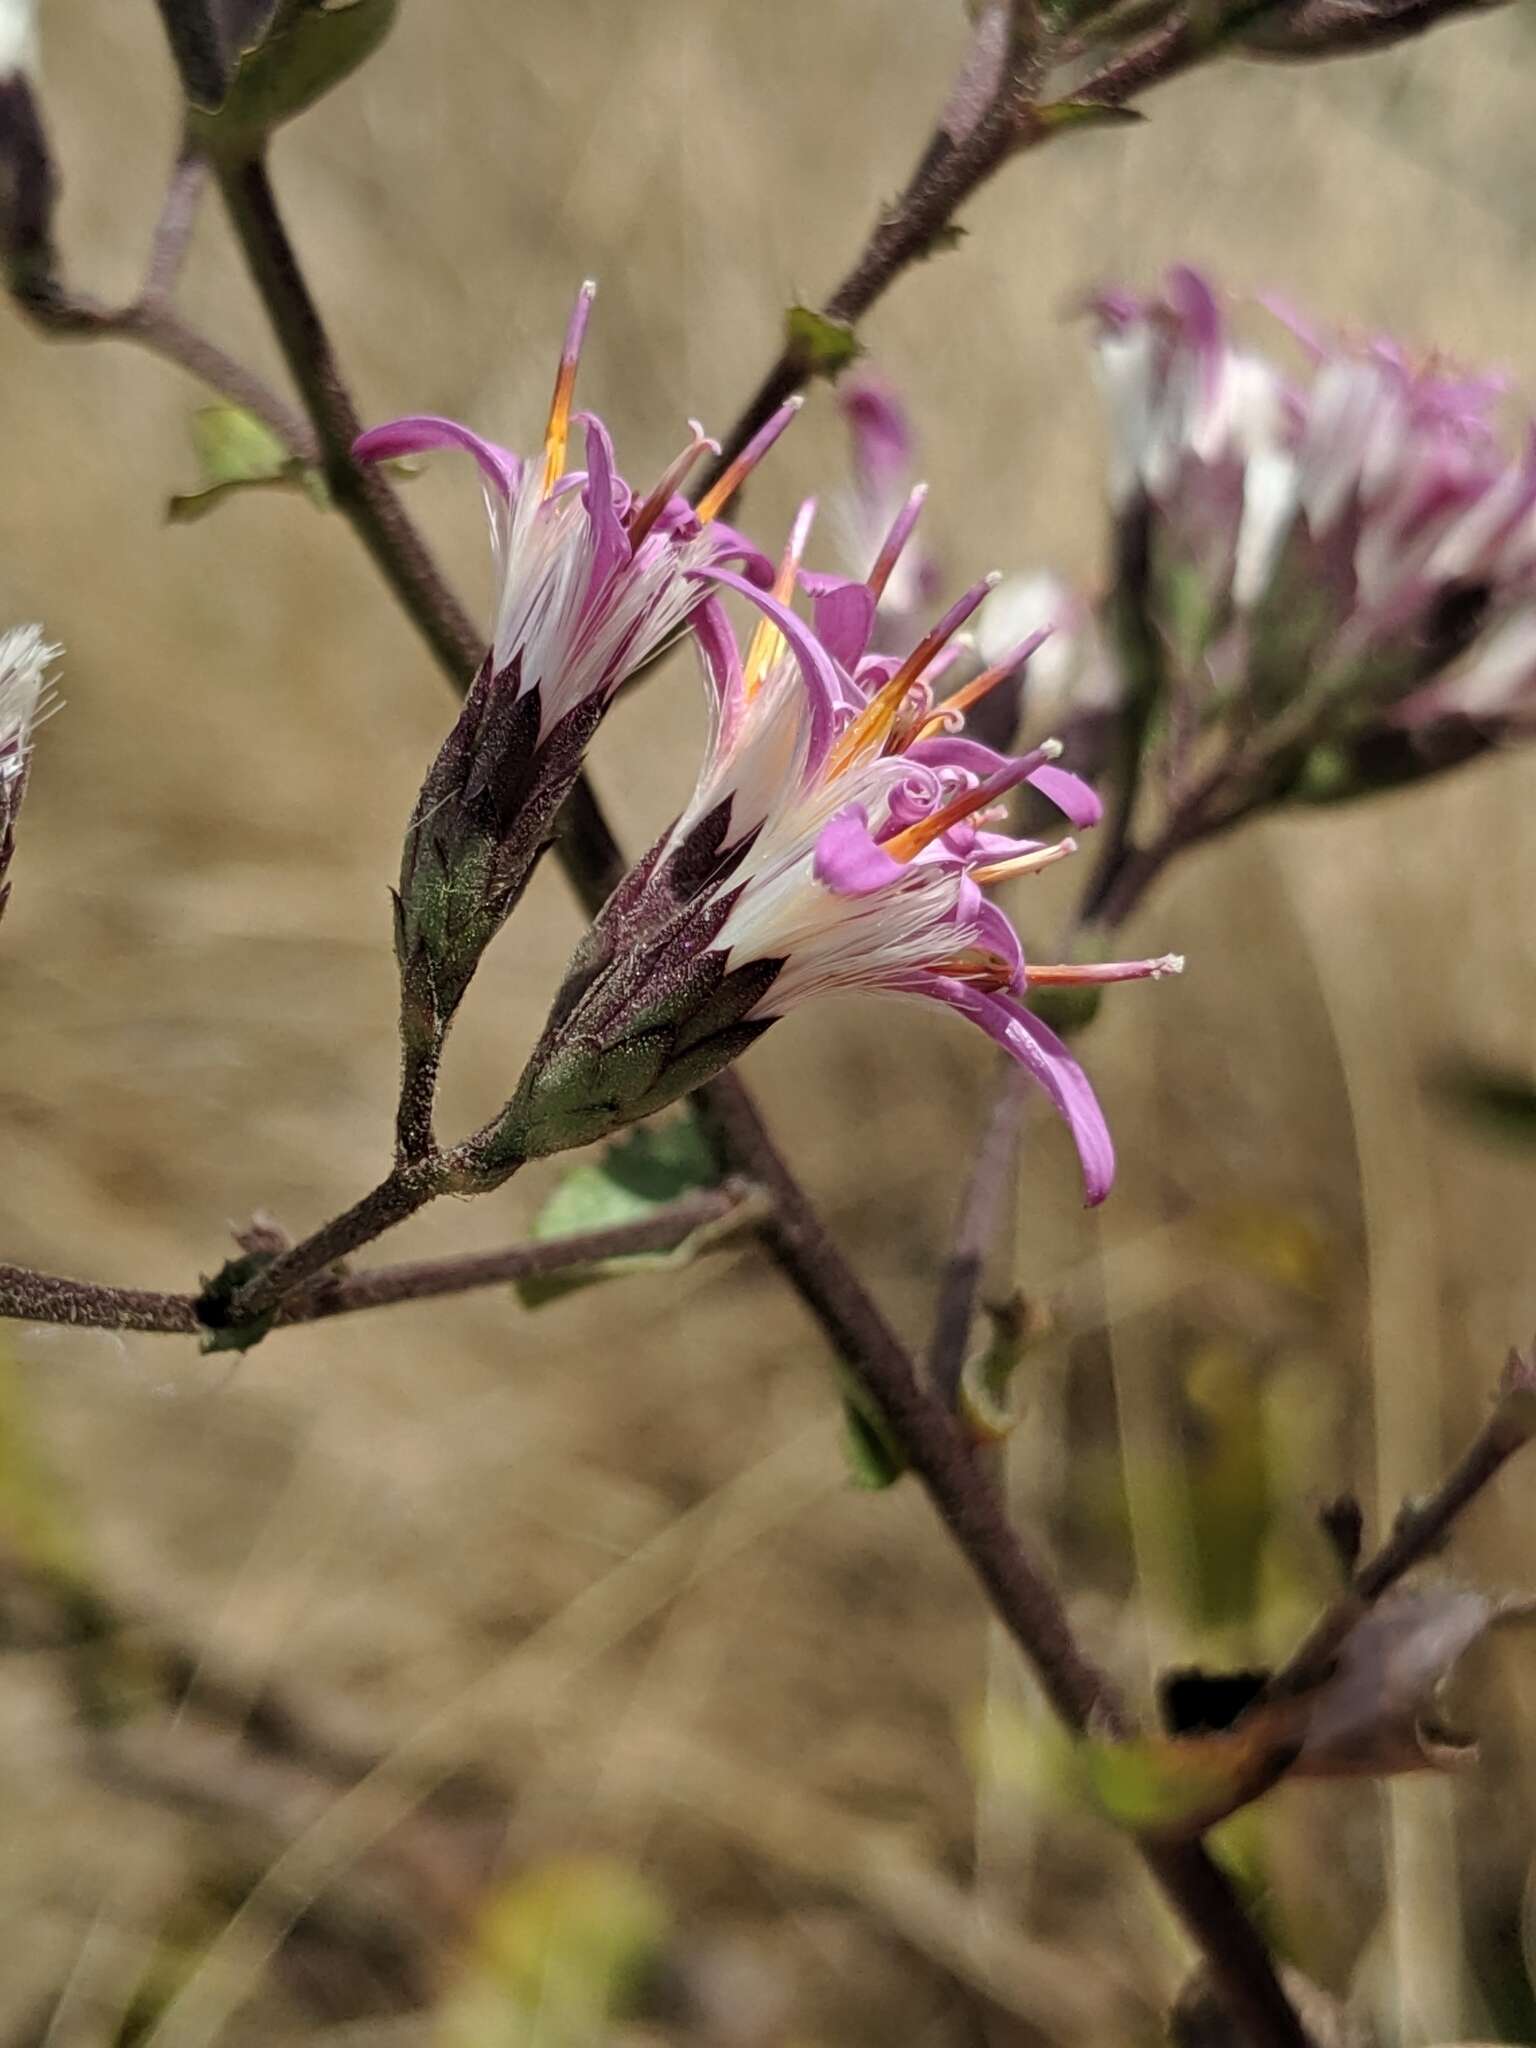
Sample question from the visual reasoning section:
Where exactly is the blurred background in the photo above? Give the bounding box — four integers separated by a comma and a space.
1, 3, 1535, 2042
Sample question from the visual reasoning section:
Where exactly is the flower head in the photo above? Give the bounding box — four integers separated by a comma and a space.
0, 621, 59, 925
496, 499, 1181, 1203
1091, 267, 1536, 805
354, 285, 786, 1056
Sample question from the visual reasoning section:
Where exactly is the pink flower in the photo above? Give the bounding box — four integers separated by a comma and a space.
354, 285, 787, 1046
1091, 268, 1536, 794
356, 283, 783, 744
504, 498, 1181, 1202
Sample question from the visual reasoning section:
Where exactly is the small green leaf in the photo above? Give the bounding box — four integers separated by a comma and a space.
1430, 1059, 1536, 1151
1294, 739, 1356, 804
785, 305, 864, 381
192, 0, 399, 143
960, 1293, 1035, 1442
190, 402, 288, 481
167, 405, 323, 524
194, 1251, 280, 1355
841, 1396, 907, 1490
515, 1115, 731, 1308
1035, 99, 1147, 133
1075, 1729, 1282, 1836
925, 221, 967, 257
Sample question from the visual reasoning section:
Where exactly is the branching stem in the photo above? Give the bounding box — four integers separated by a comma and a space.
0, 1183, 750, 1337
1269, 1344, 1536, 1700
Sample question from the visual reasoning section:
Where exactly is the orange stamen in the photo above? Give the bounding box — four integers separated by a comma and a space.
970, 838, 1078, 886
926, 950, 1015, 991
1025, 954, 1185, 985
826, 574, 1001, 777
915, 657, 1023, 741
867, 483, 927, 600
628, 421, 719, 547
693, 396, 803, 524
743, 498, 816, 699
541, 280, 597, 497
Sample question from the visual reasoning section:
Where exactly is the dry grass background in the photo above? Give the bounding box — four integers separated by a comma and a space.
2, 3, 1536, 2043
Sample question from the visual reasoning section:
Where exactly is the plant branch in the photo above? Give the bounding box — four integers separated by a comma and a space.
1267, 1342, 1536, 1701
6, 119, 318, 458
1143, 1842, 1313, 2047
216, 1153, 465, 1327
701, 1073, 1310, 2046
0, 1183, 752, 1338
0, 1264, 201, 1335
14, 260, 317, 463
211, 150, 484, 684
927, 1062, 1027, 1407
701, 1071, 1124, 1734
143, 140, 207, 299
291, 1177, 751, 1318
694, 4, 1200, 498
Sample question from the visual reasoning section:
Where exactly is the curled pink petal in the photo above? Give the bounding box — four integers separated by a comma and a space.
1028, 761, 1103, 829
932, 981, 1116, 1205
353, 414, 524, 500
813, 806, 907, 897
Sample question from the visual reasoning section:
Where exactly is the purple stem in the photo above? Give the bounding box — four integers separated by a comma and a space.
0, 1182, 751, 1337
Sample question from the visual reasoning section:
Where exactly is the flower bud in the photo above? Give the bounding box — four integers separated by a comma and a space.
1236, 0, 1506, 60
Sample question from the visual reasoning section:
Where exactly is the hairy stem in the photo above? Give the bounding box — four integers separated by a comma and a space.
0, 1265, 201, 1335
394, 1038, 443, 1166
695, 6, 1200, 498
219, 1156, 457, 1326
0, 1184, 751, 1338
212, 150, 483, 685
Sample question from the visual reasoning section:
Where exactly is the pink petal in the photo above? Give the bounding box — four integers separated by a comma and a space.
353, 414, 524, 501
801, 571, 878, 671
575, 410, 632, 591
932, 981, 1116, 1205
813, 805, 905, 897
688, 565, 842, 772
1028, 762, 1103, 829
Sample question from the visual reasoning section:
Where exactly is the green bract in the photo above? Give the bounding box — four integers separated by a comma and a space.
190, 0, 399, 145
